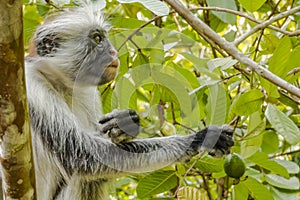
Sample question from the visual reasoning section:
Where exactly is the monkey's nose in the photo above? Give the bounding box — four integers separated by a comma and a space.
109, 48, 118, 57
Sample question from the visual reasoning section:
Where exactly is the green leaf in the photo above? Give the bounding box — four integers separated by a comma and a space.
261, 130, 279, 154
238, 0, 267, 12
245, 111, 266, 139
265, 104, 300, 144
36, 4, 51, 16
274, 159, 299, 174
131, 64, 152, 85
233, 183, 248, 200
241, 176, 273, 200
265, 174, 299, 190
270, 187, 298, 200
111, 17, 147, 29
179, 53, 219, 80
268, 38, 300, 83
248, 152, 289, 178
260, 78, 280, 99
240, 134, 263, 158
152, 66, 193, 119
189, 80, 219, 96
136, 170, 178, 198
149, 49, 165, 64
117, 0, 169, 16
117, 52, 130, 77
194, 154, 224, 173
262, 34, 280, 52
212, 170, 227, 178
209, 14, 228, 32
179, 53, 208, 68
244, 167, 261, 177
171, 63, 200, 89
207, 0, 237, 24
269, 37, 292, 78
100, 86, 117, 113
206, 84, 227, 125
231, 89, 264, 116
114, 76, 137, 109
177, 186, 203, 200
207, 57, 238, 71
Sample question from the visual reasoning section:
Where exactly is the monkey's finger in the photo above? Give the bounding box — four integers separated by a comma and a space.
118, 115, 139, 133
208, 148, 229, 157
126, 113, 140, 124
108, 127, 123, 138
99, 109, 138, 123
109, 128, 134, 144
100, 118, 119, 132
218, 133, 234, 147
115, 109, 139, 121
98, 109, 120, 123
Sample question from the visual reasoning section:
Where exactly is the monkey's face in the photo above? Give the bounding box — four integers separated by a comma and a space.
73, 29, 120, 86
32, 8, 120, 87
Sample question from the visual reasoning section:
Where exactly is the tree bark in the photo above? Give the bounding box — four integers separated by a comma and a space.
0, 0, 36, 199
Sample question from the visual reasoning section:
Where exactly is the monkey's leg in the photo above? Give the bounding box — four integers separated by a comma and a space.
99, 109, 140, 144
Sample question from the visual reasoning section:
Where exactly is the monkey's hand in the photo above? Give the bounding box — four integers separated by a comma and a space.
99, 109, 140, 144
189, 125, 234, 157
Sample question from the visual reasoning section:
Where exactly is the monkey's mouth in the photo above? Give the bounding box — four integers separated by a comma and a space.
101, 59, 119, 84
108, 59, 119, 68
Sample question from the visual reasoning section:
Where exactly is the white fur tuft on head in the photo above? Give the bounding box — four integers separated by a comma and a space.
73, 0, 107, 10
36, 3, 110, 41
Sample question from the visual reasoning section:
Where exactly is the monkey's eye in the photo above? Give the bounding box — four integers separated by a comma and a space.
93, 33, 104, 44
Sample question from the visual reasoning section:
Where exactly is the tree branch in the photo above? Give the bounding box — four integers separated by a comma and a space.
0, 1, 36, 199
164, 0, 300, 99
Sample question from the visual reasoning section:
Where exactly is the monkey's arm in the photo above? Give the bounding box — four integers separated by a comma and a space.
30, 96, 232, 177
28, 78, 232, 177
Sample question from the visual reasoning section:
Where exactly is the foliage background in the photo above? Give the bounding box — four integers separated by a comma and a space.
23, 0, 300, 199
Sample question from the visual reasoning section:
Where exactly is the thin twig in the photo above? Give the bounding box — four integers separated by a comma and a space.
287, 67, 300, 76
216, 177, 225, 200
174, 152, 205, 196
192, 7, 300, 37
201, 173, 213, 200
269, 149, 300, 158
171, 102, 197, 133
158, 100, 165, 128
234, 6, 300, 45
117, 15, 161, 51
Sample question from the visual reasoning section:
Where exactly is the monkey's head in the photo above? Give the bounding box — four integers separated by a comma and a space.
30, 5, 119, 86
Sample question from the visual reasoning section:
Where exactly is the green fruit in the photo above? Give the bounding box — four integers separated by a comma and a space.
224, 153, 246, 179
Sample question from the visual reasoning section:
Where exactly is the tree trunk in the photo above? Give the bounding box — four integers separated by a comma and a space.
0, 0, 36, 199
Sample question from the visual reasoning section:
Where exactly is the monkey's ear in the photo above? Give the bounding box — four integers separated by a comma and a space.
35, 33, 61, 57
